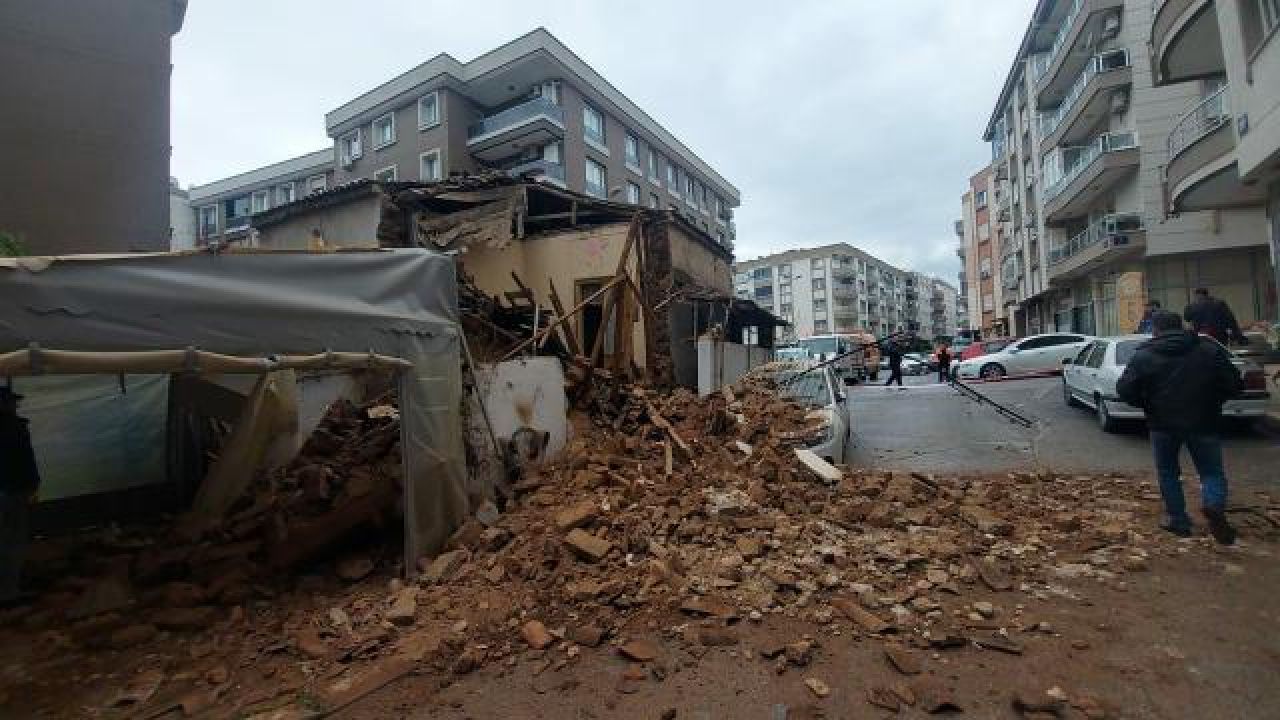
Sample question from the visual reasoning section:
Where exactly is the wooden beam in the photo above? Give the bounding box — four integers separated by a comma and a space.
498, 275, 625, 361
547, 279, 582, 357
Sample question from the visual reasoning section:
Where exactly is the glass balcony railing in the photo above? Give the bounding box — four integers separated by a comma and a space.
1042, 132, 1138, 204
468, 98, 565, 140
1167, 85, 1231, 159
1037, 49, 1130, 140
1032, 0, 1085, 83
1048, 213, 1144, 265
507, 159, 566, 183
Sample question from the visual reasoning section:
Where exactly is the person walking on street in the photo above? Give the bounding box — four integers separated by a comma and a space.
1117, 311, 1241, 544
883, 341, 904, 387
1184, 287, 1244, 345
936, 344, 952, 384
1, 387, 41, 604
1136, 299, 1161, 334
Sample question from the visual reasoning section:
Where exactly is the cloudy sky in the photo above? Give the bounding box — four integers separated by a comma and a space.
172, 1, 1032, 281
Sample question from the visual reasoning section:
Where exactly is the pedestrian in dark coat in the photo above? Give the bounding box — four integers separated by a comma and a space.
1135, 299, 1161, 333
1, 387, 41, 603
1117, 311, 1242, 544
1183, 287, 1244, 345
936, 344, 952, 383
883, 342, 904, 387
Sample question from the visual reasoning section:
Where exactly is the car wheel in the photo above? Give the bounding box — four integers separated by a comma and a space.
1063, 379, 1080, 408
1096, 396, 1119, 433
979, 363, 1005, 380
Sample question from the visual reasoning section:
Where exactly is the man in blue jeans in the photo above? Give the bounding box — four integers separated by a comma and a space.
1117, 311, 1241, 544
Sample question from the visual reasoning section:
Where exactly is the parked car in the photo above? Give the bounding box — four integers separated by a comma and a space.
902, 353, 930, 375
798, 333, 880, 383
1062, 334, 1272, 432
953, 333, 1091, 380
774, 346, 809, 362
960, 338, 1015, 363
759, 362, 850, 463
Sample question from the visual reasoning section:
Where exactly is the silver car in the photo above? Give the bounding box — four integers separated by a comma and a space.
763, 362, 850, 463
1062, 334, 1272, 432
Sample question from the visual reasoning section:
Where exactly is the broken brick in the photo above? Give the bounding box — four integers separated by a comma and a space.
564, 529, 612, 562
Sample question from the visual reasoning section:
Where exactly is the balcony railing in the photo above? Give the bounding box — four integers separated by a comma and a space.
225, 215, 250, 232
1032, 0, 1086, 83
1037, 49, 1131, 140
1048, 213, 1144, 265
1167, 85, 1231, 160
1043, 132, 1138, 203
468, 98, 565, 140
507, 159, 566, 183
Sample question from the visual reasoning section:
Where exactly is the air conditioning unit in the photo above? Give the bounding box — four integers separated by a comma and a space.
1102, 12, 1121, 39
1110, 89, 1129, 114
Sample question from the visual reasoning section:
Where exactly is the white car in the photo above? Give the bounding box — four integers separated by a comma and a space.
954, 332, 1091, 380
1062, 334, 1272, 432
764, 363, 850, 464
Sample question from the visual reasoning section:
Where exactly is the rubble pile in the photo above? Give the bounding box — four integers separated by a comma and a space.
3, 376, 1277, 717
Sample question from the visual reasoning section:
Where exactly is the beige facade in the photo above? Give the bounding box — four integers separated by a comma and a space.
0, 0, 186, 255
957, 165, 1006, 338
979, 0, 1276, 338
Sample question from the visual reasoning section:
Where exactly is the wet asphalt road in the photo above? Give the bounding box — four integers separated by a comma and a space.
844, 373, 1280, 488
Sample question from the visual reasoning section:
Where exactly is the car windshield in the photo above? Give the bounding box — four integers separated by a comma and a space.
1114, 340, 1144, 366
773, 370, 832, 407
799, 337, 838, 356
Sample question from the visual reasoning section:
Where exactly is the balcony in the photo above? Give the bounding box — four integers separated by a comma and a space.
507, 159, 566, 185
1165, 85, 1266, 213
1038, 49, 1132, 151
225, 215, 251, 233
1032, 0, 1125, 107
1047, 213, 1146, 281
1151, 0, 1223, 87
1042, 132, 1140, 224
467, 98, 565, 163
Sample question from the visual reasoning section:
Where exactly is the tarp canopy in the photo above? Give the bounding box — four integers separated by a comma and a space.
0, 249, 465, 565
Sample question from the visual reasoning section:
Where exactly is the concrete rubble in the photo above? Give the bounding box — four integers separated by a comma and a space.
2, 373, 1277, 717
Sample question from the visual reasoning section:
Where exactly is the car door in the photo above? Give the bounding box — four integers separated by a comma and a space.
1065, 342, 1096, 398
1081, 341, 1110, 399
1007, 336, 1049, 373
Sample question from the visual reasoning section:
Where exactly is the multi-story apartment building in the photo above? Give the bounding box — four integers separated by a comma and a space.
980, 0, 1275, 338
0, 0, 186, 255
186, 28, 739, 252
910, 274, 960, 341
188, 150, 335, 244
733, 244, 917, 342
1151, 0, 1280, 307
956, 165, 1006, 337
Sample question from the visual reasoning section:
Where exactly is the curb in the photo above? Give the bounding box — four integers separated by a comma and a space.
955, 371, 1061, 385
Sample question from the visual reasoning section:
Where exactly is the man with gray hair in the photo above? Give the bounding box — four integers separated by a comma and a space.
1118, 311, 1242, 544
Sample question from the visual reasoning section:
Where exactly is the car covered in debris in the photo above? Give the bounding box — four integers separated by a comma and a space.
1062, 334, 1271, 432
754, 361, 850, 464
953, 332, 1091, 380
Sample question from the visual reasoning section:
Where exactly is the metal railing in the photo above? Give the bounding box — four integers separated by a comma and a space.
1043, 132, 1138, 203
468, 98, 565, 140
1033, 0, 1085, 83
507, 159, 566, 183
1038, 49, 1130, 139
225, 215, 250, 232
1048, 212, 1144, 265
1167, 85, 1231, 160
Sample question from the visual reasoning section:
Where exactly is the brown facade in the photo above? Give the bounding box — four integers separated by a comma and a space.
969, 167, 1001, 336
0, 0, 185, 255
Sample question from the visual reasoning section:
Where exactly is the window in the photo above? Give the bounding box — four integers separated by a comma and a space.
585, 158, 607, 198
626, 181, 641, 205
277, 182, 295, 205
980, 257, 993, 277
666, 163, 680, 195
715, 195, 725, 222
1242, 0, 1280, 55
306, 174, 327, 195
418, 92, 440, 129
1115, 340, 1143, 366
419, 150, 442, 181
374, 165, 397, 182
754, 286, 773, 299
373, 113, 396, 149
813, 278, 826, 291
752, 267, 772, 280
975, 190, 988, 208
649, 193, 660, 209
780, 303, 793, 315
814, 320, 829, 334
811, 258, 826, 270
813, 299, 828, 312
198, 206, 217, 236
583, 104, 605, 146
1086, 342, 1109, 369
250, 189, 269, 213
340, 129, 362, 164
625, 134, 641, 170
982, 293, 995, 311
647, 148, 659, 180
683, 172, 695, 200
542, 141, 562, 164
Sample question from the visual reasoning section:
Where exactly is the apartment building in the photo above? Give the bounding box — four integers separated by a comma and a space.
188, 150, 334, 244
733, 244, 917, 342
1152, 0, 1280, 307
186, 29, 739, 252
911, 274, 960, 341
980, 0, 1275, 338
0, 0, 186, 255
956, 165, 1006, 338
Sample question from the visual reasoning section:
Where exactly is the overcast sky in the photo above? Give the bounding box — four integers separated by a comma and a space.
172, 1, 1031, 281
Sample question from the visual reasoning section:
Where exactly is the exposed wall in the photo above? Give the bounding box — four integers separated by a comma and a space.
696, 336, 773, 396
0, 0, 181, 254
253, 195, 383, 250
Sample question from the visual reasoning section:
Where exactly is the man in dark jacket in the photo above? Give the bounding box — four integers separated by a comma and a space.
883, 341, 904, 387
1117, 311, 1241, 544
936, 344, 953, 384
1, 387, 41, 603
1183, 287, 1243, 345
